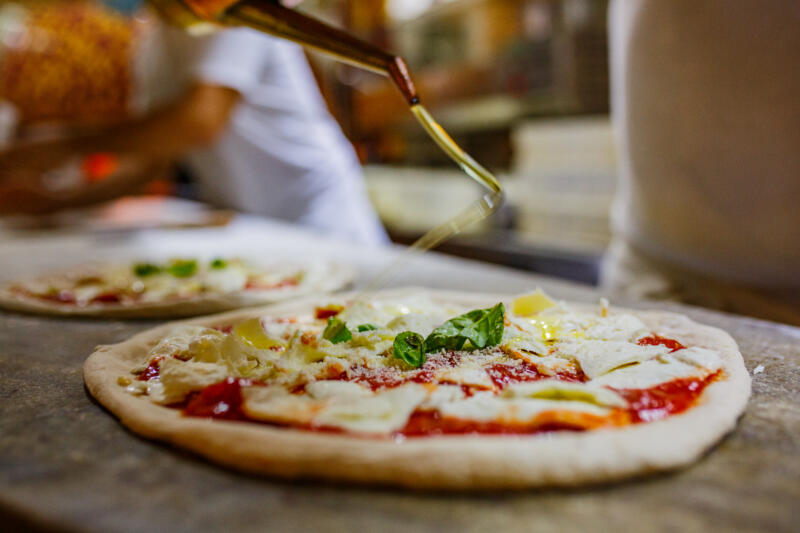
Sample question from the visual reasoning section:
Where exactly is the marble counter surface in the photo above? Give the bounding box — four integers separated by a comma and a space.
0, 218, 797, 532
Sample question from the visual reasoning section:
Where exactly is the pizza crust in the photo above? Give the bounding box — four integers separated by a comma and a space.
0, 262, 354, 319
83, 289, 751, 489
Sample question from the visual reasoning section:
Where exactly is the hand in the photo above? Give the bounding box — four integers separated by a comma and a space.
0, 142, 73, 188
99, 0, 302, 15
0, 178, 61, 215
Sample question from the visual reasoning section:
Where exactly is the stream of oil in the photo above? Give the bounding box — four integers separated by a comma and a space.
358, 104, 505, 294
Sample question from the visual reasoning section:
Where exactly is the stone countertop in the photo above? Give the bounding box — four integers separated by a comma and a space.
0, 220, 798, 532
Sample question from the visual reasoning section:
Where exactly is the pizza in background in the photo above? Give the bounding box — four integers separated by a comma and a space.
0, 257, 354, 318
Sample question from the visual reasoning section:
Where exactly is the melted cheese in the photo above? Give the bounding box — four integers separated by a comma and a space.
582, 313, 649, 341
438, 363, 496, 389
558, 340, 667, 379
131, 291, 725, 435
439, 393, 611, 423
673, 347, 723, 371
242, 386, 317, 425
243, 382, 428, 434
502, 380, 627, 408
590, 355, 708, 389
152, 358, 229, 404
313, 384, 428, 434
386, 312, 445, 337
149, 326, 225, 360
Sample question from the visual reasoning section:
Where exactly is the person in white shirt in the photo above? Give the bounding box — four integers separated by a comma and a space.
0, 5, 387, 246
602, 0, 800, 325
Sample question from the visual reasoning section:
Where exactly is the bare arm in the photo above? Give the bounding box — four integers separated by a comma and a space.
0, 83, 240, 176
0, 83, 240, 213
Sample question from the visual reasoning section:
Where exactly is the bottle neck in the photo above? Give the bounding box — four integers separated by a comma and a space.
162, 0, 419, 105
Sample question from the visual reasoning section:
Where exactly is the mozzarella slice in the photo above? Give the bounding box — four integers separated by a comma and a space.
242, 386, 317, 425
72, 284, 105, 303
312, 384, 428, 434
503, 317, 548, 355
152, 358, 230, 404
232, 318, 285, 351
558, 340, 667, 379
305, 380, 372, 400
582, 313, 649, 341
386, 312, 444, 338
590, 354, 706, 389
438, 364, 495, 389
507, 399, 611, 421
502, 380, 627, 408
150, 326, 224, 360
438, 393, 507, 422
673, 347, 723, 371
439, 393, 611, 423
202, 265, 248, 292
421, 384, 466, 409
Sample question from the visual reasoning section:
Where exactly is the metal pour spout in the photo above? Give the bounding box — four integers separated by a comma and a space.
157, 0, 419, 105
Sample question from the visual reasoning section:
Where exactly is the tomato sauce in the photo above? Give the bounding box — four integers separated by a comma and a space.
183, 378, 265, 420
22, 287, 132, 306
638, 334, 685, 352
314, 305, 343, 320
325, 365, 405, 391
486, 361, 585, 389
245, 278, 299, 291
136, 356, 163, 381
90, 292, 122, 304
614, 371, 720, 423
39, 290, 77, 304
399, 410, 587, 437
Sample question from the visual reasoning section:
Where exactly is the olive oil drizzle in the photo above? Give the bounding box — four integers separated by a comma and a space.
360, 105, 505, 293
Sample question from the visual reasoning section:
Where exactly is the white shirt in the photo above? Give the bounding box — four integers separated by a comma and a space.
151, 26, 388, 246
608, 0, 800, 287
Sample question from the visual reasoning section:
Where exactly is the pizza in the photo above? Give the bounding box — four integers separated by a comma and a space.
83, 289, 750, 488
0, 257, 353, 318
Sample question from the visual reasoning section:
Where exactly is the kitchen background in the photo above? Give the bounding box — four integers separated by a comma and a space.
303, 0, 613, 284
0, 0, 614, 285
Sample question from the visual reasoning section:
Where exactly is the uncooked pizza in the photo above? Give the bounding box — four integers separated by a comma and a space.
83, 289, 750, 488
0, 258, 353, 318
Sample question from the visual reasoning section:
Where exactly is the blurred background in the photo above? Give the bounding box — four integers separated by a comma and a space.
0, 0, 613, 284
310, 0, 612, 284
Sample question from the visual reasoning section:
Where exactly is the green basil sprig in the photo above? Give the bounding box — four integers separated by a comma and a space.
393, 332, 425, 367
392, 303, 505, 368
356, 324, 378, 332
167, 259, 198, 278
322, 317, 352, 344
209, 258, 227, 269
133, 263, 161, 277
424, 302, 505, 353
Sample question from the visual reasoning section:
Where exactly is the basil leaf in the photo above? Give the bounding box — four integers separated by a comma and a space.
209, 258, 227, 269
393, 331, 425, 367
167, 259, 198, 278
424, 303, 505, 353
356, 324, 378, 332
133, 263, 161, 277
322, 317, 352, 344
